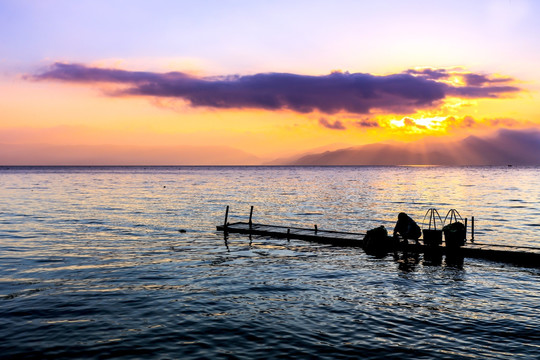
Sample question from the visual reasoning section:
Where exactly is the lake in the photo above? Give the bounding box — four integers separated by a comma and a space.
1, 166, 539, 359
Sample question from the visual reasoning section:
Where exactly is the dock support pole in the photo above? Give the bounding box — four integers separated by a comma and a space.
287, 228, 290, 241
249, 206, 254, 228
471, 216, 475, 242
464, 218, 468, 240
224, 206, 229, 228
314, 224, 318, 233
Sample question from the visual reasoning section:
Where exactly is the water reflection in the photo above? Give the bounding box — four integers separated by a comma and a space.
1, 166, 540, 359
394, 251, 420, 272
422, 248, 443, 267
445, 252, 465, 269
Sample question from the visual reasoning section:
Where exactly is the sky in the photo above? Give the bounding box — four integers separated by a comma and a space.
1, 0, 540, 164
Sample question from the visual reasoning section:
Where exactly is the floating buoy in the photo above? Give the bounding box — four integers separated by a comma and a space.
178, 229, 186, 233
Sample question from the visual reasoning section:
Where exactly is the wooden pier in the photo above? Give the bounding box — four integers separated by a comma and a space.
217, 221, 365, 247
216, 207, 540, 268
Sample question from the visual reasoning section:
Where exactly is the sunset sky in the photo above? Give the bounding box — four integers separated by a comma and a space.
1, 0, 540, 164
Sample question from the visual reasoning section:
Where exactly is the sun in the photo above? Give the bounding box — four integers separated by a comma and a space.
389, 116, 447, 133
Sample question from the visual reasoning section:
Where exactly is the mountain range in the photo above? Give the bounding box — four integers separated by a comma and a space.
286, 129, 540, 166
1, 128, 539, 166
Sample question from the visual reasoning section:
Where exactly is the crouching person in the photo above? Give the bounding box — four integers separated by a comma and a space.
393, 212, 421, 245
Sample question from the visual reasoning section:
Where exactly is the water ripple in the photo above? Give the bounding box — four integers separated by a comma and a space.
0, 166, 539, 359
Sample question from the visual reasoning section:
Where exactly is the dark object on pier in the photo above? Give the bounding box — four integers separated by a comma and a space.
393, 213, 421, 243
363, 226, 394, 256
422, 208, 443, 246
443, 209, 466, 249
443, 222, 466, 248
216, 207, 540, 268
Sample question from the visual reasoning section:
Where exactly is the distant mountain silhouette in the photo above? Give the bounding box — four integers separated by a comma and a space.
264, 142, 352, 165
289, 129, 540, 165
3, 128, 538, 166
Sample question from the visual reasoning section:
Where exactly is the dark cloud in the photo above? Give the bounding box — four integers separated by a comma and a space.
405, 68, 450, 80
32, 63, 521, 115
319, 117, 346, 130
355, 119, 380, 128
31, 62, 191, 83
463, 73, 491, 86
463, 73, 512, 86
406, 68, 520, 98
448, 85, 520, 98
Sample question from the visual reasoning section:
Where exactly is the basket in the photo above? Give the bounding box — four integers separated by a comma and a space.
443, 222, 466, 248
422, 208, 443, 246
443, 210, 466, 248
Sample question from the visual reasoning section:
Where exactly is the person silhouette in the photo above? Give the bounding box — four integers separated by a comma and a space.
393, 212, 421, 245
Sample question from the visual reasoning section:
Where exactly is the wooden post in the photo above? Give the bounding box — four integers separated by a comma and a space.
314, 224, 318, 233
471, 216, 475, 242
287, 228, 290, 241
224, 206, 229, 228
249, 206, 254, 228
464, 218, 468, 240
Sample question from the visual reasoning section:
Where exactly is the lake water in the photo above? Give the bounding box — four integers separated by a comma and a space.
1, 166, 539, 359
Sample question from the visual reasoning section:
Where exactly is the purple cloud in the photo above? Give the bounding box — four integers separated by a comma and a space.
355, 119, 380, 128
405, 68, 450, 80
463, 73, 512, 86
319, 118, 346, 130
448, 85, 519, 98
32, 63, 521, 114
32, 63, 190, 83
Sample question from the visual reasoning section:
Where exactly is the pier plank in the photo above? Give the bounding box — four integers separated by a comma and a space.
217, 221, 540, 268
